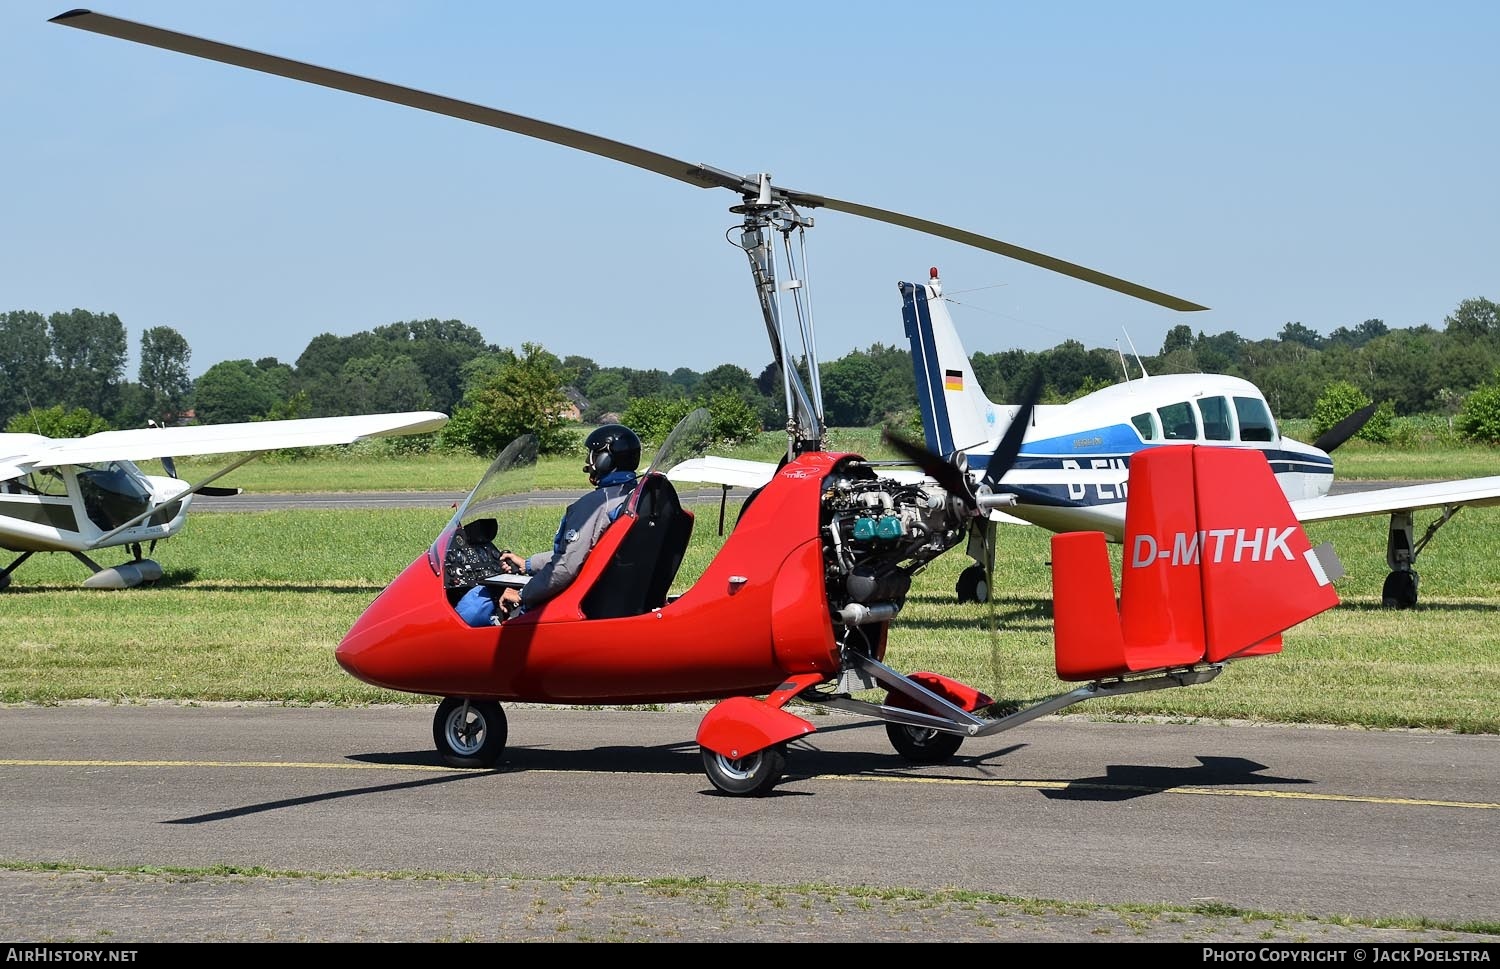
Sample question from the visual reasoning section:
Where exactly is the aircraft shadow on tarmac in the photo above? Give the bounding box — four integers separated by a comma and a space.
163, 770, 499, 824
1038, 757, 1312, 802
161, 719, 1311, 819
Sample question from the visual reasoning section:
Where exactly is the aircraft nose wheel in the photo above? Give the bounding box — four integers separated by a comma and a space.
433, 697, 507, 768
956, 564, 989, 604
701, 743, 787, 797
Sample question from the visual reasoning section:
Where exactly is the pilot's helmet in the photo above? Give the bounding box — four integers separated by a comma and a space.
583, 424, 641, 483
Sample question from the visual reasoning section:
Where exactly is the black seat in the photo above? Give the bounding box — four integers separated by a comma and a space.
580, 474, 693, 620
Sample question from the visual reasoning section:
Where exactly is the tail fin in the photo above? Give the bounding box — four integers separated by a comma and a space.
901, 270, 999, 459
1051, 445, 1342, 681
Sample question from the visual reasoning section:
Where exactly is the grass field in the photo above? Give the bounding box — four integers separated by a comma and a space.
3, 479, 1497, 732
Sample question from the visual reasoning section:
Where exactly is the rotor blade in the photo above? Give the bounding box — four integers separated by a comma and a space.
49, 9, 743, 194
1312, 402, 1379, 454
51, 9, 1208, 313
805, 195, 1209, 312
979, 372, 1045, 490
881, 429, 975, 508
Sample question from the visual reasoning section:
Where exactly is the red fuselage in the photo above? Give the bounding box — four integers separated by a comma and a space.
336, 453, 862, 704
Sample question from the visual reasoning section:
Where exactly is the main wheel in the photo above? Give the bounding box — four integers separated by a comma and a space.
1381, 570, 1419, 609
956, 564, 989, 604
432, 697, 507, 768
701, 743, 787, 797
885, 723, 964, 764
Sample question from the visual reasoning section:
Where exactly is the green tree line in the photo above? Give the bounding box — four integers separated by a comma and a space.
6, 296, 1500, 451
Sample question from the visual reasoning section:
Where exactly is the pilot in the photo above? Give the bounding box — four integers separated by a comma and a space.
491, 423, 642, 619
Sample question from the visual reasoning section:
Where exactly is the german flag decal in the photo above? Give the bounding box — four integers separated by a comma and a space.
944, 369, 964, 391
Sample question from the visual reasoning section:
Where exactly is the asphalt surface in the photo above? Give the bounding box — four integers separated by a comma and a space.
1, 704, 1495, 943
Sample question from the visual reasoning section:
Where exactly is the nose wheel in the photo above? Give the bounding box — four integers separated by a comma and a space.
433, 697, 507, 768
956, 564, 989, 604
701, 743, 787, 797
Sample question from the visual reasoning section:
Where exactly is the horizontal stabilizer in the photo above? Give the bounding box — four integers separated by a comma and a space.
1051, 446, 1340, 681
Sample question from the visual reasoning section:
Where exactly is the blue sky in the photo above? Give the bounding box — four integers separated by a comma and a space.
3, 1, 1496, 380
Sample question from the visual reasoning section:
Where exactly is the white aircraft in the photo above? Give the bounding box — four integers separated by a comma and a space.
0, 411, 447, 589
901, 267, 1500, 608
671, 268, 1500, 609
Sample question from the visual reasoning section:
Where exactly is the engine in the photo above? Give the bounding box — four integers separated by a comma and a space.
819, 460, 968, 626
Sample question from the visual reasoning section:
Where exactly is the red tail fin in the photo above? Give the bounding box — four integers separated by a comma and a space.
1051, 446, 1341, 681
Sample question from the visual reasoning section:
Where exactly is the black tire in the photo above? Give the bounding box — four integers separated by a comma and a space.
700, 743, 787, 797
885, 723, 964, 764
956, 564, 989, 604
432, 697, 508, 768
1381, 570, 1419, 609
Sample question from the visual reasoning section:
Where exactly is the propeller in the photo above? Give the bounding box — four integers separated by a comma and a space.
50, 9, 1208, 314
1312, 402, 1379, 454
882, 373, 1043, 701
881, 372, 1045, 517
145, 420, 241, 497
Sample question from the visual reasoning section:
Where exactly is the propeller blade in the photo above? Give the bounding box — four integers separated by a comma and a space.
161, 455, 177, 479
881, 428, 975, 509
49, 10, 738, 194
808, 197, 1208, 312
51, 9, 1208, 313
978, 373, 1045, 490
1312, 402, 1378, 454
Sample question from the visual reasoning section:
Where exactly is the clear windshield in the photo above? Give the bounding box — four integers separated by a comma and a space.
77, 461, 154, 531
445, 434, 540, 536
646, 407, 714, 476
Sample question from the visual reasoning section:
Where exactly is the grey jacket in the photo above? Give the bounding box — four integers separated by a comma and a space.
520, 474, 637, 609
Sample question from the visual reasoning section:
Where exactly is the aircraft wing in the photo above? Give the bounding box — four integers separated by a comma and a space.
14, 412, 449, 471
666, 455, 1035, 525
1291, 477, 1500, 523
665, 455, 940, 489
666, 456, 777, 490
0, 433, 52, 480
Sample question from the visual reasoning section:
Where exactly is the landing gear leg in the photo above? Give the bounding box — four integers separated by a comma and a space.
0, 551, 33, 591
1382, 506, 1460, 609
1383, 511, 1417, 609
956, 519, 994, 604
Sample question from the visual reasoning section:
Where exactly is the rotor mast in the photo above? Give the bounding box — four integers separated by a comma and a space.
731, 174, 825, 458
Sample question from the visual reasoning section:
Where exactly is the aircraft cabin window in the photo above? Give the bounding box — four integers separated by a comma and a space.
1158, 401, 1198, 440
12, 469, 68, 497
1197, 396, 1232, 441
1131, 412, 1158, 441
1234, 396, 1277, 442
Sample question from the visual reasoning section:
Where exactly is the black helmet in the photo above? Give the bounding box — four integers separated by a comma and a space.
583, 424, 641, 483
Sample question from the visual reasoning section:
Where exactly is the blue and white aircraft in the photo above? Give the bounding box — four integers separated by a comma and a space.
671, 267, 1500, 609
900, 268, 1500, 608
